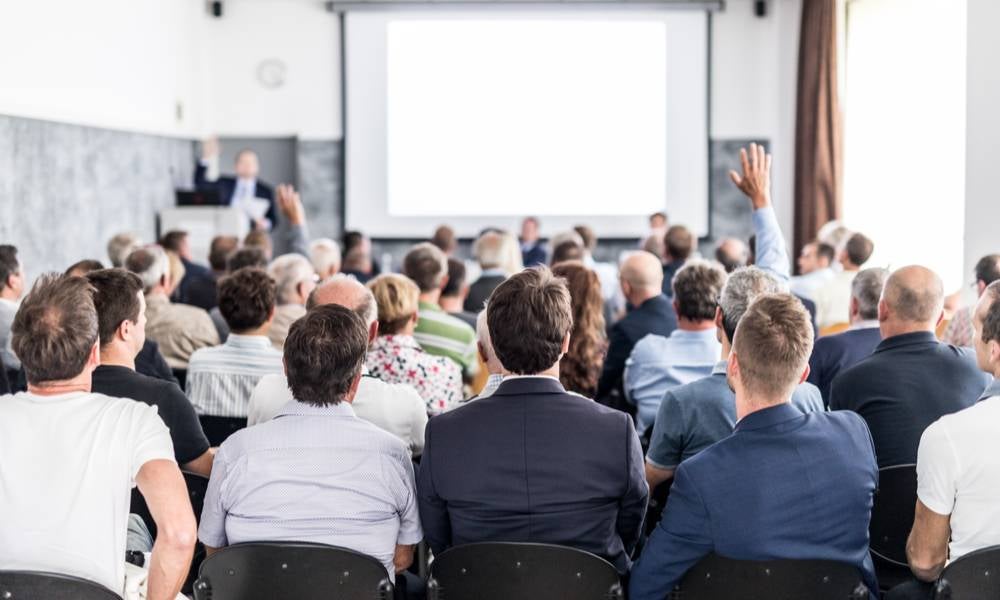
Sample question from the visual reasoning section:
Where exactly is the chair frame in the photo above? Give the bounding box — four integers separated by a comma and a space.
0, 570, 123, 600
870, 463, 919, 568
933, 544, 1000, 600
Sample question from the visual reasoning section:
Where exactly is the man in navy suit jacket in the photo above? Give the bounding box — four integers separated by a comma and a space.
194, 139, 276, 228
417, 267, 648, 573
630, 292, 879, 600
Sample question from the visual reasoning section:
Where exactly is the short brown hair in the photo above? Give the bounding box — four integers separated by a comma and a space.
733, 293, 814, 400
573, 225, 597, 251
672, 259, 728, 321
243, 230, 272, 259
431, 225, 457, 254
84, 269, 144, 348
227, 247, 268, 273
551, 241, 584, 265
209, 236, 239, 271
218, 268, 276, 333
12, 274, 99, 385
159, 230, 188, 253
285, 304, 369, 406
980, 281, 1000, 345
487, 267, 572, 374
845, 233, 874, 267
403, 242, 447, 292
367, 273, 420, 335
664, 225, 694, 261
64, 259, 105, 277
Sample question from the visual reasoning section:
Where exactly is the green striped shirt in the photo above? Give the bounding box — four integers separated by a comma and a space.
414, 301, 478, 376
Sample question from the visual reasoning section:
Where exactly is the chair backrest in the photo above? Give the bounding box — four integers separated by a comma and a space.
198, 415, 247, 446
192, 542, 393, 600
427, 542, 623, 600
672, 553, 869, 600
130, 469, 211, 542
0, 571, 122, 600
869, 464, 918, 566
819, 322, 851, 337
934, 545, 1000, 599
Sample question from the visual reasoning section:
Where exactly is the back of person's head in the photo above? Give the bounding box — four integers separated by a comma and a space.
107, 233, 141, 268
573, 225, 597, 252
664, 225, 695, 262
549, 230, 584, 251
851, 267, 889, 321
473, 231, 506, 270
343, 230, 366, 253
309, 238, 342, 278
307, 274, 378, 328
818, 222, 852, 250
551, 261, 605, 335
714, 238, 748, 273
475, 303, 498, 368
64, 259, 104, 278
342, 246, 372, 274
367, 273, 419, 335
403, 242, 447, 293
0, 245, 20, 293
268, 254, 316, 306
209, 236, 239, 272
816, 243, 836, 266
243, 230, 272, 261
732, 293, 814, 402
12, 274, 98, 386
159, 230, 188, 254
442, 258, 467, 299
165, 251, 185, 293
487, 267, 572, 375
619, 250, 665, 296
718, 266, 786, 343
551, 240, 584, 265
641, 234, 666, 261
975, 282, 1000, 371
881, 265, 944, 326
227, 247, 268, 273
218, 268, 276, 333
84, 269, 144, 349
672, 259, 728, 322
431, 225, 457, 255
285, 304, 369, 407
975, 254, 1000, 289
125, 246, 168, 294
844, 233, 874, 268
498, 231, 524, 275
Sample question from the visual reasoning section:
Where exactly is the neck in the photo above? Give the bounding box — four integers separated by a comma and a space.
439, 296, 463, 313
735, 393, 786, 421
678, 318, 716, 332
503, 363, 560, 379
719, 333, 732, 360
842, 262, 860, 272
28, 375, 92, 396
0, 288, 17, 301
630, 289, 660, 307
233, 324, 270, 337
419, 291, 441, 306
881, 321, 935, 340
99, 344, 136, 370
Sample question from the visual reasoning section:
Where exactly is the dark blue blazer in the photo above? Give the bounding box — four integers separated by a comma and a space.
830, 331, 990, 468
661, 259, 686, 296
808, 326, 882, 405
194, 161, 276, 225
597, 294, 678, 401
416, 377, 648, 573
521, 241, 547, 267
177, 258, 217, 311
630, 404, 879, 599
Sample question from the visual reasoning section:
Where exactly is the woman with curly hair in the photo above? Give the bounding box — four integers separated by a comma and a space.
551, 261, 607, 398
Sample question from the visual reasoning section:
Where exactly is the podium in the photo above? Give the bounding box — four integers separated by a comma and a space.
158, 207, 249, 268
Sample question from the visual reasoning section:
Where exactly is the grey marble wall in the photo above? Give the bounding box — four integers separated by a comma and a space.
296, 140, 343, 242
0, 115, 195, 278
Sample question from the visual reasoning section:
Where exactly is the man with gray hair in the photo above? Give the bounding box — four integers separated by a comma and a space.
265, 254, 316, 350
808, 267, 888, 404
107, 232, 141, 268
247, 274, 427, 456
464, 307, 504, 402
126, 246, 219, 369
309, 238, 342, 281
464, 231, 507, 313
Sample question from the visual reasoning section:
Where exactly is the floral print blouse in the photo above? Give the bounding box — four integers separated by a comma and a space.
366, 334, 463, 415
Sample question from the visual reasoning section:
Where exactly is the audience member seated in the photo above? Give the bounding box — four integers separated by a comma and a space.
309, 237, 342, 281
0, 245, 24, 380
641, 233, 666, 265
831, 266, 991, 468
200, 305, 422, 585
465, 231, 508, 313
86, 269, 214, 477
596, 250, 676, 404
550, 239, 585, 264
195, 137, 275, 228
941, 254, 1000, 347
65, 259, 105, 277
248, 275, 428, 456
182, 235, 237, 313
243, 229, 273, 261
575, 224, 625, 317
417, 267, 648, 574
520, 216, 547, 267
404, 242, 478, 376
107, 232, 142, 268
126, 245, 219, 369
551, 261, 607, 398
815, 232, 875, 328
661, 225, 694, 295
625, 260, 726, 434
366, 274, 463, 415
644, 267, 824, 492
208, 246, 269, 342
714, 237, 749, 273
343, 230, 381, 282
270, 184, 311, 258
887, 281, 1000, 600
630, 294, 879, 600
440, 258, 477, 328
160, 230, 215, 310
431, 224, 458, 256
791, 241, 837, 301
187, 268, 283, 417
0, 274, 195, 598
808, 267, 887, 404
265, 254, 316, 350
462, 307, 504, 403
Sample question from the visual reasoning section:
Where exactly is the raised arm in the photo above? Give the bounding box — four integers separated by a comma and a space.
272, 184, 310, 258
729, 143, 790, 281
136, 459, 197, 600
194, 137, 220, 187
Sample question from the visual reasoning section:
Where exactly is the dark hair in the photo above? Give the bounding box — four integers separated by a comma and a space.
573, 225, 597, 251
209, 236, 239, 271
551, 262, 606, 397
0, 245, 20, 292
403, 243, 447, 293
487, 267, 572, 374
285, 304, 369, 406
218, 268, 276, 333
664, 225, 694, 261
84, 269, 144, 348
981, 281, 1000, 345
975, 254, 1000, 287
650, 212, 667, 223
243, 230, 272, 258
672, 260, 728, 321
159, 230, 188, 253
431, 225, 457, 254
816, 243, 836, 265
227, 247, 268, 273
343, 231, 365, 253
442, 258, 467, 298
845, 233, 874, 267
12, 274, 99, 385
550, 241, 584, 265
64, 259, 104, 277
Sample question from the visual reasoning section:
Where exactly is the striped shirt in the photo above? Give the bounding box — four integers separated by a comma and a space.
414, 301, 478, 375
186, 334, 284, 417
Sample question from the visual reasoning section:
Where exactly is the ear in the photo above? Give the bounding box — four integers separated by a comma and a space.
849, 297, 859, 318
439, 274, 450, 291
798, 363, 811, 385
267, 306, 276, 323
368, 320, 379, 345
878, 298, 889, 323
727, 351, 740, 385
117, 319, 131, 343
282, 357, 289, 378
87, 339, 101, 370
673, 299, 680, 317
990, 340, 1000, 367
477, 341, 489, 364
935, 310, 945, 328
561, 332, 571, 355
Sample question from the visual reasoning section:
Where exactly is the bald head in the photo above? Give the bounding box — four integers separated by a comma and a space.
881, 265, 944, 328
307, 274, 378, 327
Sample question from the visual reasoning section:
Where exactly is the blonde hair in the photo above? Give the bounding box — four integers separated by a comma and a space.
165, 250, 186, 295
367, 273, 420, 335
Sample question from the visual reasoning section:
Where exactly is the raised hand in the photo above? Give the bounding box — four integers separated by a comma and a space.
276, 184, 305, 226
201, 136, 220, 161
728, 143, 772, 210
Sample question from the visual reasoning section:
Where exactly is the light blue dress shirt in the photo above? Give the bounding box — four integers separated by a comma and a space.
752, 205, 791, 283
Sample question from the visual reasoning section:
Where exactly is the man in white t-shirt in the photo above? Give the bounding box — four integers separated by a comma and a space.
889, 280, 1000, 599
0, 274, 196, 599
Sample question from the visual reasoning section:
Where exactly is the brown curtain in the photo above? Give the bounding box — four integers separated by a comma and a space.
793, 0, 842, 265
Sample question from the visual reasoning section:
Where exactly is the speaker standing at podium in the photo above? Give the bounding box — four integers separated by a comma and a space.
194, 137, 276, 230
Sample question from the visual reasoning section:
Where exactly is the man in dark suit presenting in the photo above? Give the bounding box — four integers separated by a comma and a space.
194, 137, 276, 229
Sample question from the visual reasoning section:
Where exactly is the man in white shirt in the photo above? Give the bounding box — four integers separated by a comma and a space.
0, 274, 195, 599
248, 274, 427, 456
890, 280, 1000, 599
790, 241, 836, 301
0, 245, 24, 375
815, 233, 875, 328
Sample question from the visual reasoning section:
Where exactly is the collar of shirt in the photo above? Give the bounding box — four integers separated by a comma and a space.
849, 319, 880, 331
875, 330, 938, 353
503, 374, 560, 382
274, 399, 356, 419
711, 360, 729, 376
485, 373, 504, 387
418, 300, 443, 313
225, 334, 274, 350
979, 377, 1000, 402
670, 328, 719, 341
733, 402, 802, 433
479, 268, 506, 278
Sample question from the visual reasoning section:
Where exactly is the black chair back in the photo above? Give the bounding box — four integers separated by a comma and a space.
130, 469, 210, 539
870, 464, 918, 566
0, 571, 122, 599
192, 542, 394, 600
198, 415, 247, 446
934, 544, 1000, 599
427, 542, 623, 600
671, 553, 869, 600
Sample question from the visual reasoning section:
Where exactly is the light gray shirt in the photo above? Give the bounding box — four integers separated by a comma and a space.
0, 298, 19, 370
